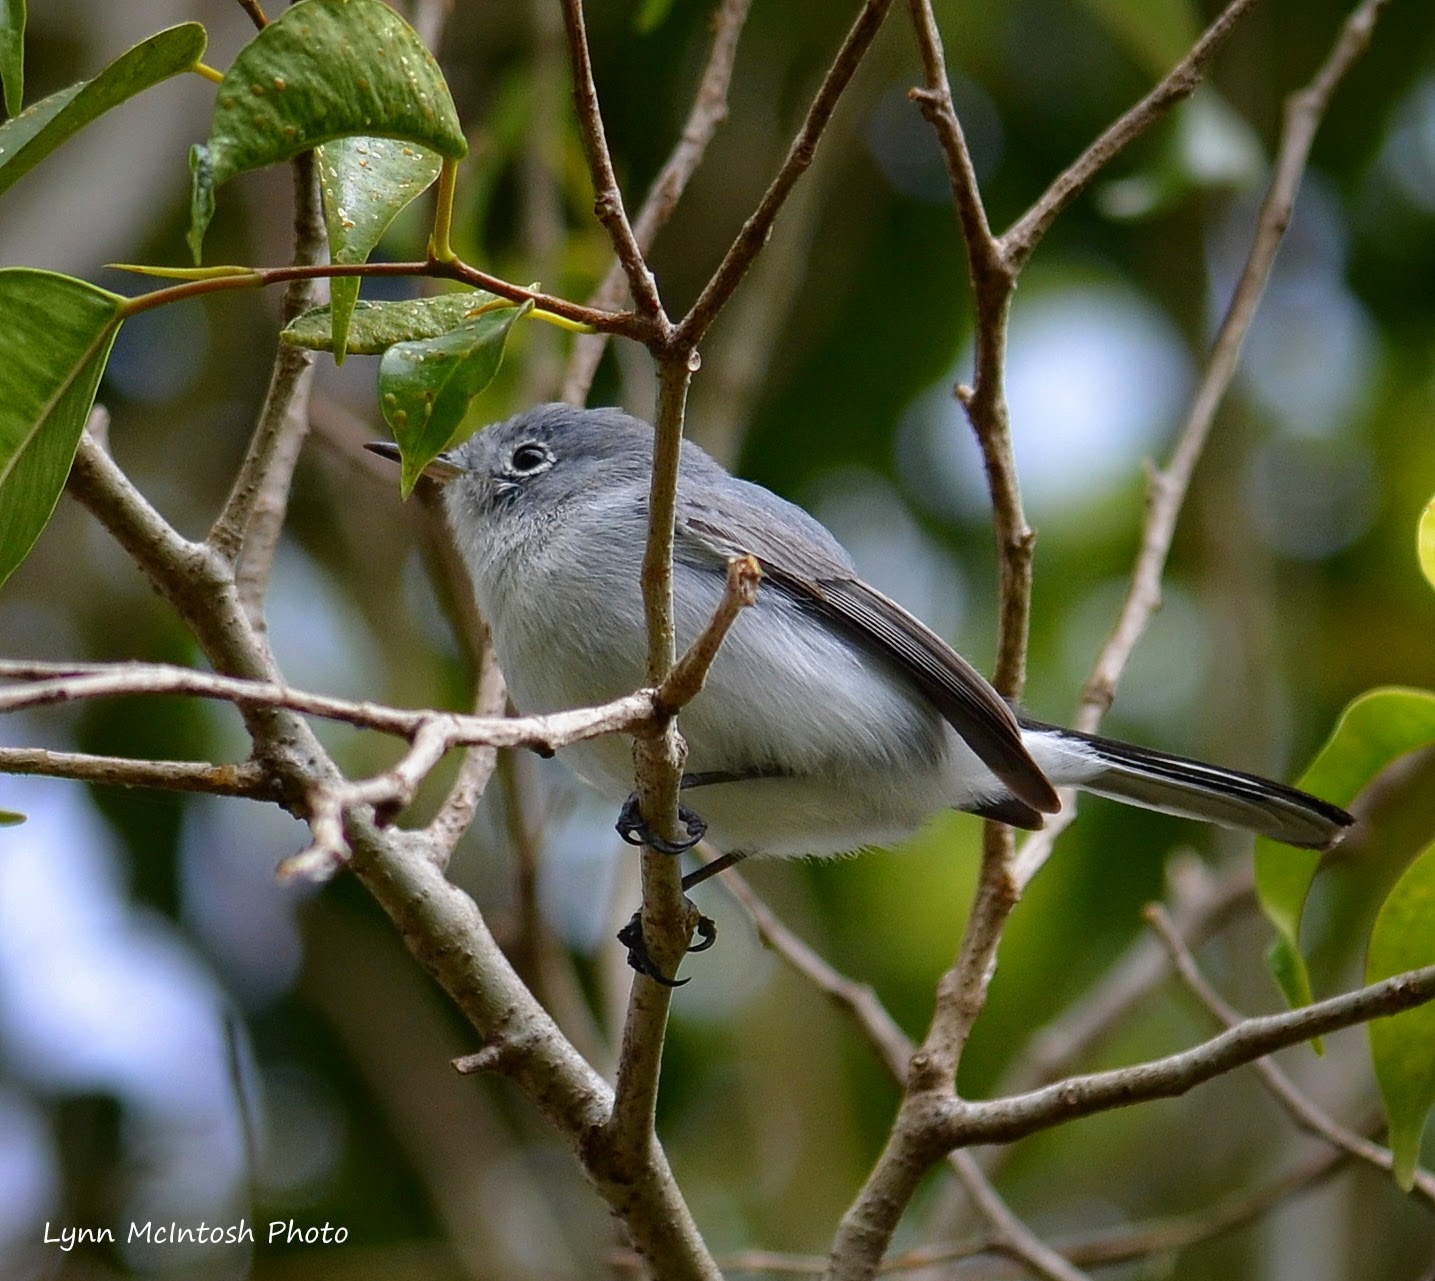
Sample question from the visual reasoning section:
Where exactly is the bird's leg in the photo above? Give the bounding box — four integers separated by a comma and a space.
613, 767, 787, 853
614, 791, 707, 855
616, 855, 745, 984
614, 770, 775, 981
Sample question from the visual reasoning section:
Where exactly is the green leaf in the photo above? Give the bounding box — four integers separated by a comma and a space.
282, 290, 507, 354
188, 0, 466, 261
0, 23, 206, 199
1419, 495, 1435, 593
0, 809, 25, 826
1, 0, 23, 117
1367, 840, 1435, 1190
1258, 688, 1435, 1008
0, 270, 124, 589
379, 301, 531, 497
316, 134, 443, 362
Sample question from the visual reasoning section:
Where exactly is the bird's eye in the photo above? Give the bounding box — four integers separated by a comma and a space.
509, 442, 552, 474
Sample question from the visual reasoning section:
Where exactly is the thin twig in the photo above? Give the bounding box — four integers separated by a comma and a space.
120, 258, 642, 339
428, 628, 508, 865
0, 747, 271, 798
1014, 0, 1391, 891
722, 868, 1083, 1281
943, 961, 1435, 1148
235, 0, 268, 29
1145, 903, 1435, 1209
998, 857, 1254, 1097
904, 0, 1002, 284
559, 0, 668, 326
677, 0, 896, 348
563, 0, 754, 403
628, 1141, 1351, 1275
906, 0, 1026, 699
216, 151, 326, 627
0, 658, 648, 748
280, 719, 454, 879
948, 1153, 1091, 1281
656, 555, 761, 713
607, 356, 701, 1173
1000, 0, 1266, 270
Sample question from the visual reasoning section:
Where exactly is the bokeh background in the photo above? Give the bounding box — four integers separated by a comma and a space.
2, 0, 1435, 1276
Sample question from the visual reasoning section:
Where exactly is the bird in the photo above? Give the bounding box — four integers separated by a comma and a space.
370, 403, 1351, 974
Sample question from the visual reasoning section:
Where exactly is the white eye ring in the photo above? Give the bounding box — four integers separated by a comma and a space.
508, 442, 553, 475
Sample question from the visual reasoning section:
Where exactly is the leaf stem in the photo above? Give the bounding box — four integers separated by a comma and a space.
114, 258, 635, 336
428, 156, 460, 264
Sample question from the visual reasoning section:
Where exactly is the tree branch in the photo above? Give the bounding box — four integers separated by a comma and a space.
564, 0, 754, 403
559, 0, 668, 326
0, 747, 272, 798
1146, 902, 1435, 1209
608, 356, 702, 1168
63, 383, 723, 1281
945, 961, 1435, 1148
670, 1141, 1355, 1276
209, 151, 325, 631
677, 0, 896, 348
1014, 0, 1390, 889
1000, 0, 1267, 270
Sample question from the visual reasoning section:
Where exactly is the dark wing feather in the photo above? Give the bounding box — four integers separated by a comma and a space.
678, 496, 1059, 815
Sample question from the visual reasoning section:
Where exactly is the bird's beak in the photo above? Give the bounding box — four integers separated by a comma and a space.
363, 441, 467, 485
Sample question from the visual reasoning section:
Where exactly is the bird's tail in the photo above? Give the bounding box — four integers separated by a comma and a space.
1021, 721, 1354, 851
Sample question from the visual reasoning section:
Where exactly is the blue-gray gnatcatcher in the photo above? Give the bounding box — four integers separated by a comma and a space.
375, 402, 1350, 896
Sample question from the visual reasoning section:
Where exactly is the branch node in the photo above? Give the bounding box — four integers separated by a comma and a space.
452, 1043, 513, 1075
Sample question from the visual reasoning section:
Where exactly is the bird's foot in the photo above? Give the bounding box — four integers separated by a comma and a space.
615, 792, 707, 855
617, 904, 718, 987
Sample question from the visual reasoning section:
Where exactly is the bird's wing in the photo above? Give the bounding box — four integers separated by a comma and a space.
676, 486, 1060, 815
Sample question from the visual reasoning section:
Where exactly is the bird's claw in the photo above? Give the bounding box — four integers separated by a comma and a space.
617, 905, 719, 985
615, 792, 707, 855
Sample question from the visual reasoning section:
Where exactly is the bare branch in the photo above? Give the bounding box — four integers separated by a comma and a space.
906, 0, 1027, 699
999, 858, 1253, 1097
905, 0, 1002, 282
564, 0, 754, 403
559, 0, 668, 326
0, 747, 271, 798
0, 657, 652, 749
827, 959, 1435, 1278
428, 630, 508, 864
616, 1142, 1353, 1275
1000, 0, 1266, 270
722, 868, 913, 1077
945, 961, 1435, 1148
1016, 0, 1391, 889
67, 405, 720, 1279
608, 357, 701, 1174
948, 1153, 1092, 1281
279, 719, 454, 880
1146, 903, 1435, 1209
657, 554, 761, 712
235, 0, 268, 29
218, 151, 327, 626
677, 0, 897, 347
722, 868, 1081, 1279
